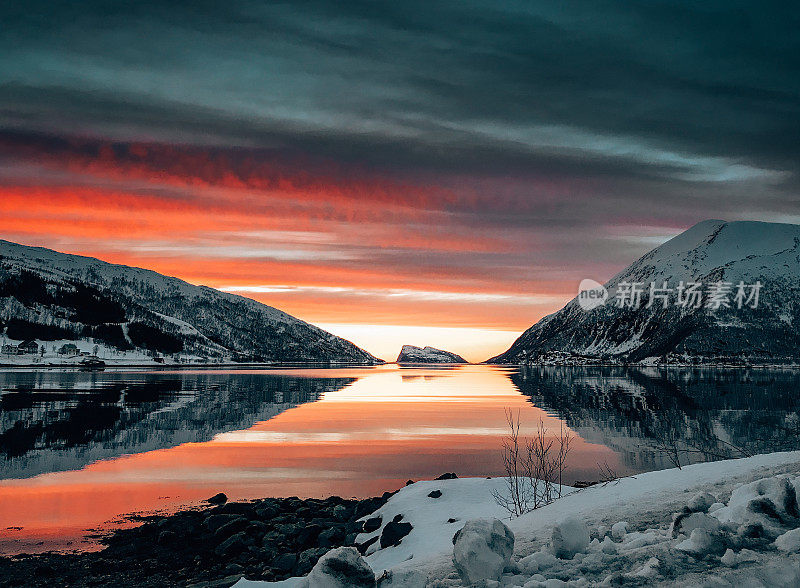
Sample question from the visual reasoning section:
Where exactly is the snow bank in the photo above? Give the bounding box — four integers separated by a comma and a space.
234, 451, 800, 587
355, 477, 572, 573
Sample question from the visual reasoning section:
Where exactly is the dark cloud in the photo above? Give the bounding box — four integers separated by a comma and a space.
0, 0, 798, 305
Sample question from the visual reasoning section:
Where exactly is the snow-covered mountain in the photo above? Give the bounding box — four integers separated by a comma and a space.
396, 345, 467, 364
490, 220, 800, 365
0, 240, 379, 363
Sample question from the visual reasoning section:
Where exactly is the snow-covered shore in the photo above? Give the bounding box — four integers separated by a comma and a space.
235, 451, 800, 587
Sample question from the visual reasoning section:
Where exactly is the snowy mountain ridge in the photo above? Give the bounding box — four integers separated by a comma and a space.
490, 220, 800, 365
0, 240, 379, 364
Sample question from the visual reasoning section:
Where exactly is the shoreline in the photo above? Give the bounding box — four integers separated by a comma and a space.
4, 454, 800, 587
2, 361, 800, 370
0, 491, 396, 587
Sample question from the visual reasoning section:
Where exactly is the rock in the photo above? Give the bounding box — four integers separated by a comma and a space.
363, 516, 382, 533
205, 514, 240, 533
427, 490, 442, 499
318, 526, 345, 548
775, 528, 800, 552
551, 516, 590, 559
405, 479, 415, 486
610, 521, 628, 541
256, 504, 280, 520
687, 492, 717, 513
332, 505, 349, 521
272, 552, 298, 572
296, 547, 328, 575
297, 524, 324, 548
452, 518, 515, 584
157, 530, 177, 545
355, 497, 386, 519
670, 512, 721, 538
261, 531, 283, 550
306, 546, 375, 588
206, 492, 228, 505
708, 502, 725, 513
435, 473, 458, 480
213, 517, 250, 539
675, 528, 726, 558
217, 502, 257, 517
356, 535, 379, 555
215, 532, 248, 557
247, 520, 269, 536
380, 520, 413, 548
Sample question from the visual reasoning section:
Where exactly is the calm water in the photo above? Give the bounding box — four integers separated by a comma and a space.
1, 364, 799, 554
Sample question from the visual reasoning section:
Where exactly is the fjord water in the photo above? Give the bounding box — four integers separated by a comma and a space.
1, 365, 799, 554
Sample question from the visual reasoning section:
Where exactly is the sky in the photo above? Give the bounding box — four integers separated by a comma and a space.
0, 1, 798, 361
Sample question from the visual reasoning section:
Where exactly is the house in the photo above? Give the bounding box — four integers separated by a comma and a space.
59, 343, 80, 356
1, 344, 15, 356
17, 340, 40, 355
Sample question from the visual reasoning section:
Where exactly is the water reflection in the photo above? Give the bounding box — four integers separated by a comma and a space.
512, 366, 800, 471
0, 370, 356, 479
0, 365, 799, 554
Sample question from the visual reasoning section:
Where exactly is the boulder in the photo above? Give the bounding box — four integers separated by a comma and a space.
206, 492, 228, 505
213, 517, 251, 539
306, 546, 375, 588
452, 518, 514, 584
215, 532, 248, 557
157, 530, 177, 545
551, 516, 590, 559
363, 516, 382, 533
428, 490, 442, 499
296, 547, 328, 575
271, 552, 298, 572
204, 514, 240, 533
380, 520, 413, 548
356, 535, 379, 555
318, 526, 345, 548
435, 473, 458, 480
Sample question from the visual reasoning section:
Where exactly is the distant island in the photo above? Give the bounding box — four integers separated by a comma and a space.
396, 345, 467, 364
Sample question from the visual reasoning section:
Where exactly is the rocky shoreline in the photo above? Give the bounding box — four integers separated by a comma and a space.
0, 492, 394, 588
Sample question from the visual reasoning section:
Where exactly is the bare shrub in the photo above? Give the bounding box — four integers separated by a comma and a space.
492, 409, 574, 516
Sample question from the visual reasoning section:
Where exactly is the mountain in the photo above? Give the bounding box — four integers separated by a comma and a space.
396, 345, 467, 364
0, 240, 379, 363
490, 220, 800, 365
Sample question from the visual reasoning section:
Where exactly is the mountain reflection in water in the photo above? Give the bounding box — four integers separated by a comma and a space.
512, 366, 800, 472
0, 365, 799, 554
0, 370, 355, 479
